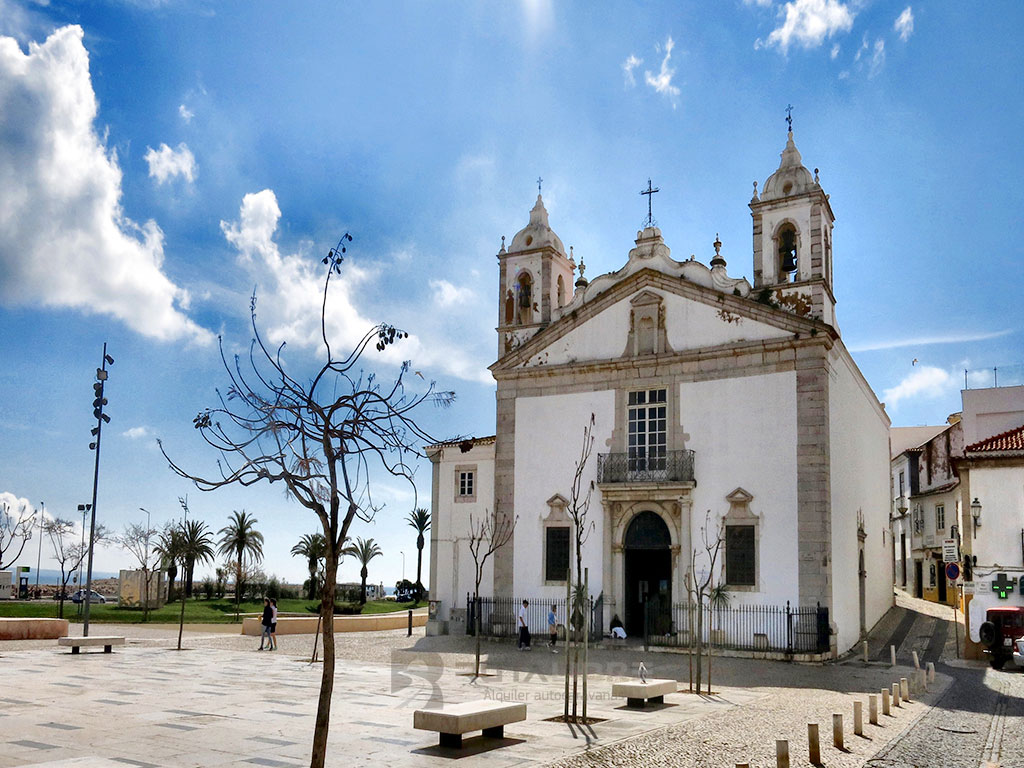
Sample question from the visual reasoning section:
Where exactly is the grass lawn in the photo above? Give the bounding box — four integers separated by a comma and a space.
0, 597, 425, 623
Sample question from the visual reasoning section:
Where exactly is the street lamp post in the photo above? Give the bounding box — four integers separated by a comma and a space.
76, 503, 91, 615
83, 343, 114, 637
401, 551, 405, 583
139, 507, 151, 614
34, 501, 44, 599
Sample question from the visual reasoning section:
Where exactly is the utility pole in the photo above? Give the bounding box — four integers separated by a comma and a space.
34, 501, 44, 598
83, 343, 114, 636
76, 503, 91, 615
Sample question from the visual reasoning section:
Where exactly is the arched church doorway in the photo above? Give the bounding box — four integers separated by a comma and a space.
623, 510, 672, 637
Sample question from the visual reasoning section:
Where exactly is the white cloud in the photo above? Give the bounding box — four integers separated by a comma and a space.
429, 279, 475, 308
765, 0, 855, 53
882, 365, 955, 408
644, 37, 680, 106
868, 37, 886, 77
221, 190, 492, 384
122, 426, 152, 440
894, 6, 914, 41
830, 43, 840, 59
0, 26, 211, 344
178, 103, 194, 122
622, 54, 642, 86
744, 0, 774, 6
847, 329, 1012, 353
144, 142, 196, 184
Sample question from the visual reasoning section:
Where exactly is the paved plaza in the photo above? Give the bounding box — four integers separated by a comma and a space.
0, 612, 965, 768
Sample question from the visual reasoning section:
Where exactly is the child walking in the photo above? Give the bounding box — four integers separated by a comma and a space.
547, 604, 558, 653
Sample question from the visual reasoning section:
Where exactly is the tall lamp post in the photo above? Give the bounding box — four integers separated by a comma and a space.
83, 344, 114, 636
34, 501, 44, 599
139, 507, 152, 613
400, 551, 405, 583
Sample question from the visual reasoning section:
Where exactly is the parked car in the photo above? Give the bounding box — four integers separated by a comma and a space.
978, 606, 1024, 669
71, 589, 106, 605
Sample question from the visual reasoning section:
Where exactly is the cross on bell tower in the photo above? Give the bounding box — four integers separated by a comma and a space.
785, 103, 794, 132
640, 178, 660, 227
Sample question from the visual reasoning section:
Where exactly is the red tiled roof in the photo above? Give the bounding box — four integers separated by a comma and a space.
965, 423, 1024, 454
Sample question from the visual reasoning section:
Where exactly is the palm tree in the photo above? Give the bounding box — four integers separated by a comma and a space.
173, 521, 215, 649
155, 525, 184, 603
291, 533, 327, 600
406, 508, 430, 603
182, 519, 215, 598
217, 510, 264, 619
343, 537, 382, 604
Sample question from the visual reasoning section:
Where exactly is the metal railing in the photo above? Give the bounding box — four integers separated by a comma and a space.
596, 450, 695, 483
467, 593, 603, 643
964, 364, 1024, 390
643, 601, 829, 654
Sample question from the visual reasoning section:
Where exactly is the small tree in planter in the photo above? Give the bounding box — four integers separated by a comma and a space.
467, 510, 516, 678
686, 510, 723, 695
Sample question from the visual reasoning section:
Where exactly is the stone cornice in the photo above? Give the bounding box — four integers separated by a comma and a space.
491, 267, 835, 373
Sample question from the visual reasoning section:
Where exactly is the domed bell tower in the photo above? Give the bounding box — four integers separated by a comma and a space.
496, 191, 575, 357
750, 123, 837, 329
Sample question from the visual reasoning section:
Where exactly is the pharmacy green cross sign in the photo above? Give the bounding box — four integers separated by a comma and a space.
991, 573, 1016, 599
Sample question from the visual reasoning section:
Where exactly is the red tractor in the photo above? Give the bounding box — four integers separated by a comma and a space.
978, 606, 1024, 670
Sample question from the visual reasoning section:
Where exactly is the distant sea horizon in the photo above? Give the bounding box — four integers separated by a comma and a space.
3, 566, 118, 585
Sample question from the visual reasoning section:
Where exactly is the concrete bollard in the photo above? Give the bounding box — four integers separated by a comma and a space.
862, 640, 869, 663
912, 650, 920, 669
776, 739, 790, 768
882, 687, 891, 716
869, 694, 879, 725
927, 662, 936, 683
854, 700, 864, 735
890, 644, 897, 666
901, 676, 910, 702
920, 668, 929, 691
808, 723, 820, 765
892, 682, 901, 708
833, 713, 844, 750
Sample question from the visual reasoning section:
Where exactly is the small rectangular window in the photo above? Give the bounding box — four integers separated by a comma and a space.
935, 504, 945, 531
545, 527, 570, 582
725, 525, 756, 586
898, 471, 905, 497
458, 471, 474, 498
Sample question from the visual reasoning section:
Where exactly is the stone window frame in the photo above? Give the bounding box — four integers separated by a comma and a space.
771, 218, 802, 284
454, 464, 477, 503
721, 487, 760, 592
543, 494, 571, 586
935, 503, 945, 531
609, 377, 686, 457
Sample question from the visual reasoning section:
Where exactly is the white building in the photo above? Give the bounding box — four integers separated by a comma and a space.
428, 130, 893, 655
890, 425, 946, 594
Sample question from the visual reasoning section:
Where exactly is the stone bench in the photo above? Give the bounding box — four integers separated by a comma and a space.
413, 700, 526, 748
58, 636, 126, 654
611, 678, 677, 708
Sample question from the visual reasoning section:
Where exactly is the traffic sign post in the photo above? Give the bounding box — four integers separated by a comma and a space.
942, 539, 959, 563
945, 562, 961, 582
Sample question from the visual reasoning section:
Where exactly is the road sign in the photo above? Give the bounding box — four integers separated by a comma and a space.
942, 539, 959, 563
945, 562, 960, 582
963, 581, 975, 595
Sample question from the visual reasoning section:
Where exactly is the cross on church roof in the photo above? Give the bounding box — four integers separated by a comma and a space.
640, 178, 660, 228
785, 104, 794, 132
537, 176, 543, 194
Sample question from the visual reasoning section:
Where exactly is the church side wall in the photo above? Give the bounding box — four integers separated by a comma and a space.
679, 371, 800, 606
513, 390, 616, 601
829, 348, 892, 653
429, 443, 495, 629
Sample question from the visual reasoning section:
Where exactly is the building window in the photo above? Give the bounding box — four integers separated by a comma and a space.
725, 525, 756, 586
454, 465, 477, 503
628, 389, 667, 475
935, 504, 945, 531
898, 471, 905, 497
544, 526, 570, 583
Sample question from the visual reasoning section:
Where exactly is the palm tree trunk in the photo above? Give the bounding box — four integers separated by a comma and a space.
178, 579, 186, 650
235, 554, 243, 622
310, 547, 338, 768
360, 566, 367, 604
415, 539, 424, 602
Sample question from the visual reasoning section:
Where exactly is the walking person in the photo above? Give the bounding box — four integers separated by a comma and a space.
517, 599, 531, 651
548, 603, 558, 653
269, 597, 279, 651
258, 597, 272, 650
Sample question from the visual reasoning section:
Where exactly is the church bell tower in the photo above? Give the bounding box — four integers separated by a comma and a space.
750, 123, 837, 329
496, 191, 575, 357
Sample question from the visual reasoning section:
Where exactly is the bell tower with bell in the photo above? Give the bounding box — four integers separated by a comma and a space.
750, 107, 837, 328
496, 180, 576, 356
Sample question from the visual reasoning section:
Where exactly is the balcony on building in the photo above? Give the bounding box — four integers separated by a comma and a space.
596, 450, 696, 485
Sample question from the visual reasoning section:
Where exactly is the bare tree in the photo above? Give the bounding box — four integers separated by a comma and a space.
117, 522, 161, 621
686, 510, 723, 695
564, 413, 596, 722
44, 518, 106, 618
467, 510, 516, 678
158, 237, 454, 768
0, 499, 35, 570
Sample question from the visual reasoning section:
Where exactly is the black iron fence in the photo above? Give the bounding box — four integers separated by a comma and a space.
596, 450, 695, 483
467, 593, 604, 643
643, 601, 829, 654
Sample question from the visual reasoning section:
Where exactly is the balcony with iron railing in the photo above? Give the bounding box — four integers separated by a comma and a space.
596, 450, 695, 484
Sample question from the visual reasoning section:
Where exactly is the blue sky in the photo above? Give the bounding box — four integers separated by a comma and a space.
1, 1, 1021, 585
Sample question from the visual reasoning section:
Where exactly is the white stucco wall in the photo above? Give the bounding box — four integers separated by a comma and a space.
678, 370, 800, 606
527, 289, 791, 368
829, 348, 892, 653
970, 465, 1024, 569
428, 442, 495, 624
513, 390, 616, 601
961, 385, 1024, 446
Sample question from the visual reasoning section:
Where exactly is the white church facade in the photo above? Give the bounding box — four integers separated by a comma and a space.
427, 130, 892, 656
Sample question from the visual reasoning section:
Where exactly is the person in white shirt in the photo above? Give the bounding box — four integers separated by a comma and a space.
517, 599, 531, 651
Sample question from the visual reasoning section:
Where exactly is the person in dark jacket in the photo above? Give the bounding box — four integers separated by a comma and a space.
259, 598, 273, 650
